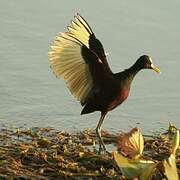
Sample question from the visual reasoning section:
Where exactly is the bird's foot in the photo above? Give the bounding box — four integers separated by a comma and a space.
98, 145, 111, 156
98, 148, 111, 156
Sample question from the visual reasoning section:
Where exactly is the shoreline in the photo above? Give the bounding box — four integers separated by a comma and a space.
0, 126, 179, 179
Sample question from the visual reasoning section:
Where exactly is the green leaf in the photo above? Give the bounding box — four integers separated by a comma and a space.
163, 130, 179, 180
163, 154, 179, 180
113, 151, 156, 179
172, 130, 179, 156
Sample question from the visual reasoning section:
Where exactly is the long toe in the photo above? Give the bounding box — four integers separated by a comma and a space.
98, 142, 107, 154
98, 147, 111, 156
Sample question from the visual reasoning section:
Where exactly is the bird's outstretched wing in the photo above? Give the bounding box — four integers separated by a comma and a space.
49, 14, 113, 105
66, 14, 112, 74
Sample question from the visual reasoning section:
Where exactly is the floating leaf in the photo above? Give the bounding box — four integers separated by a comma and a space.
117, 127, 144, 159
113, 151, 156, 179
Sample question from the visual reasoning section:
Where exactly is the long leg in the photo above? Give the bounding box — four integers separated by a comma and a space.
95, 111, 107, 152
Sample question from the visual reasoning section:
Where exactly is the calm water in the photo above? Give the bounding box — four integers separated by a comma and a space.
0, 0, 180, 133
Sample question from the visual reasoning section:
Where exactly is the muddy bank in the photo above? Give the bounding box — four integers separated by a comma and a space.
0, 127, 179, 179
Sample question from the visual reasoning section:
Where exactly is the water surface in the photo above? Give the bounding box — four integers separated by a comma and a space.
0, 0, 180, 133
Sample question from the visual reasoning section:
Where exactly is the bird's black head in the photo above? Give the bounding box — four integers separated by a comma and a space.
135, 55, 160, 73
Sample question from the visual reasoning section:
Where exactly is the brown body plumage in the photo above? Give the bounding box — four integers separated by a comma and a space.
49, 14, 160, 152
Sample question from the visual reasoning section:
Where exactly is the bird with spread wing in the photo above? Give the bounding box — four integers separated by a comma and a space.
49, 14, 160, 153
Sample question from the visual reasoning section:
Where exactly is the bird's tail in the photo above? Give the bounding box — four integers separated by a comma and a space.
81, 104, 95, 115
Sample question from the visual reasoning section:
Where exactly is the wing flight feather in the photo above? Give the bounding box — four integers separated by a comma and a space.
49, 14, 112, 105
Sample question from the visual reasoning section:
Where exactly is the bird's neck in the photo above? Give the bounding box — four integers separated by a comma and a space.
115, 62, 142, 86
127, 62, 142, 78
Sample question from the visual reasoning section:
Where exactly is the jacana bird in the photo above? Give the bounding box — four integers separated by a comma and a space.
48, 14, 160, 152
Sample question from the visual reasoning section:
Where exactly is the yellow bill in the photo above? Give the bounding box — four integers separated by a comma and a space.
151, 64, 161, 74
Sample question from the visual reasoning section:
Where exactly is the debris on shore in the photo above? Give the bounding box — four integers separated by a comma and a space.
0, 125, 179, 179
